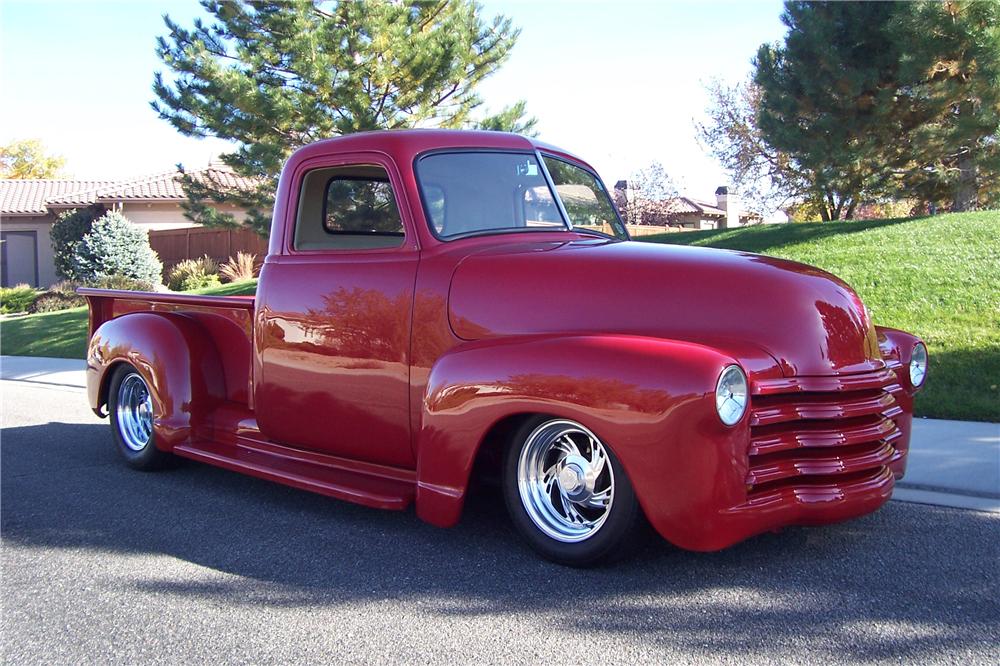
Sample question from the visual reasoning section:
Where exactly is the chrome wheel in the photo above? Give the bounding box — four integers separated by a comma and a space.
517, 419, 615, 543
116, 372, 153, 452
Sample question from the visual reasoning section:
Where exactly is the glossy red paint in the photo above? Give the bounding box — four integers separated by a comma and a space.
82, 129, 925, 552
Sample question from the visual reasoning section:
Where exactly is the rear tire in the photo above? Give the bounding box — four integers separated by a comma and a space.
107, 364, 171, 471
503, 415, 646, 566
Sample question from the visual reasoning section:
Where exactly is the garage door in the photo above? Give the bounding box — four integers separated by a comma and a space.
1, 231, 39, 287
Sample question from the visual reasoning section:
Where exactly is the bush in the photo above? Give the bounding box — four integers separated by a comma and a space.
167, 256, 220, 291
48, 279, 82, 297
219, 252, 259, 283
50, 206, 103, 280
0, 284, 38, 314
71, 211, 163, 285
91, 275, 157, 291
29, 292, 85, 313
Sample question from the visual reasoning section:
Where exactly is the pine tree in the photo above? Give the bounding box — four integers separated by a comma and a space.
752, 1, 1000, 218
893, 1, 1000, 211
754, 2, 907, 220
152, 0, 534, 235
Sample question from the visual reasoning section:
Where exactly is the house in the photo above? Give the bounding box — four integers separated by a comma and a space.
614, 182, 764, 230
0, 164, 256, 287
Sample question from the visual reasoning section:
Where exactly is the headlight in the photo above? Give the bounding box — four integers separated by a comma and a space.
909, 342, 928, 387
716, 365, 748, 426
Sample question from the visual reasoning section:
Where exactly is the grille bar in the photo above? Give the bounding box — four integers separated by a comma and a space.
747, 368, 902, 497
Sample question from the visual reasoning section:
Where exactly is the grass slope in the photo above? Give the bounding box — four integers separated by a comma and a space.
0, 280, 258, 360
640, 211, 999, 422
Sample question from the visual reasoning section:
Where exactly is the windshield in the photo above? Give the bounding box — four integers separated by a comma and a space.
415, 151, 628, 240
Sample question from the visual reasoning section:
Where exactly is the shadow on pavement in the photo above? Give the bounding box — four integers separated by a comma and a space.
3, 419, 998, 660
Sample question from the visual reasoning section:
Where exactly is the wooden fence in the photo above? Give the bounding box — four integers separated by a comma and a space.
148, 227, 269, 273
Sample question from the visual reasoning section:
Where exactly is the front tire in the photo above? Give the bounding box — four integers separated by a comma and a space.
107, 364, 171, 470
503, 416, 645, 566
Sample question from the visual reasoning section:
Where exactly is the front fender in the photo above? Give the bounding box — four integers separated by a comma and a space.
87, 312, 226, 449
414, 334, 749, 547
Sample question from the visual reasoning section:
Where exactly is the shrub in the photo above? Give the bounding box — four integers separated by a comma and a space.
48, 279, 83, 297
71, 211, 163, 285
0, 284, 38, 314
50, 206, 103, 280
29, 291, 85, 313
167, 256, 220, 291
219, 252, 259, 283
91, 275, 157, 291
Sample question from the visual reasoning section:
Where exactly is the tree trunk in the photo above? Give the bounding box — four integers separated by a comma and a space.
952, 151, 977, 212
844, 198, 858, 220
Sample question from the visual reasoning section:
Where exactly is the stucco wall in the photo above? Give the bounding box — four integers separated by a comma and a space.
1, 214, 59, 287
121, 202, 249, 231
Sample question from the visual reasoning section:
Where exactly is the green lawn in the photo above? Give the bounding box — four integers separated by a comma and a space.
0, 280, 257, 360
639, 211, 1000, 422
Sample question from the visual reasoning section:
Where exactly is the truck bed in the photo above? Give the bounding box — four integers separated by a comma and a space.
78, 288, 256, 405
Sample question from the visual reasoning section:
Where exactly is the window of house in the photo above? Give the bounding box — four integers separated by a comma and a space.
294, 165, 405, 251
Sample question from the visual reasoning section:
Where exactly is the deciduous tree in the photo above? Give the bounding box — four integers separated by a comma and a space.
0, 139, 66, 179
696, 78, 809, 215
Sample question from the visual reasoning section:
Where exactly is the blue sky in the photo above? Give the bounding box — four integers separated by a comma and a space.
0, 0, 786, 198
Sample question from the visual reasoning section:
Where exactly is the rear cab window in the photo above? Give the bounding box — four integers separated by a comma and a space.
294, 165, 405, 251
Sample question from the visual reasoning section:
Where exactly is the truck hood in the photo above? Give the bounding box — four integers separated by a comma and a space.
447, 238, 883, 378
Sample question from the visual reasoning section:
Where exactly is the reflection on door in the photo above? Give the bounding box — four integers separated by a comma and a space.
1, 231, 39, 287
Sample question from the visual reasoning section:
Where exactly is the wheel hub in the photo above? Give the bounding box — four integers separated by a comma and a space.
558, 455, 597, 501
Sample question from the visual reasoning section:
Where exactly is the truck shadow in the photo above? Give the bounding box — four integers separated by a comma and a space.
3, 419, 998, 660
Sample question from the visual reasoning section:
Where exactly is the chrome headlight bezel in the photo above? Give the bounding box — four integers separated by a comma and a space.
715, 365, 749, 426
909, 342, 928, 388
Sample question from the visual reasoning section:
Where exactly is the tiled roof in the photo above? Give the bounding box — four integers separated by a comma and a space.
2, 165, 259, 215
47, 166, 259, 206
0, 179, 118, 215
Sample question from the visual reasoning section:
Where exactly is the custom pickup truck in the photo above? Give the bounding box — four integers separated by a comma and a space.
81, 130, 927, 566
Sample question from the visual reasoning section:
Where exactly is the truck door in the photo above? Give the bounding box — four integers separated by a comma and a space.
254, 159, 418, 468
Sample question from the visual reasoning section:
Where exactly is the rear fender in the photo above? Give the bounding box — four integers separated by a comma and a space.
414, 334, 749, 540
87, 312, 226, 449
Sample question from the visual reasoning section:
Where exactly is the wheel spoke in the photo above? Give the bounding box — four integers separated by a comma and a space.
556, 434, 581, 456
557, 491, 578, 523
588, 436, 606, 477
563, 497, 590, 525
587, 488, 612, 509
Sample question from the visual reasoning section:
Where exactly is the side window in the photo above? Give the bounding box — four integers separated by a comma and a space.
541, 155, 627, 238
294, 165, 405, 251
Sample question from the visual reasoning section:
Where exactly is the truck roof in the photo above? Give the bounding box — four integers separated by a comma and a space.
285, 129, 591, 173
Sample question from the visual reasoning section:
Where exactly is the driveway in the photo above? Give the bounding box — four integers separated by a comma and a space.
2, 381, 999, 664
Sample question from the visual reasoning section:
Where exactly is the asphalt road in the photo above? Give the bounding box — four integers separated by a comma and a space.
2, 381, 998, 664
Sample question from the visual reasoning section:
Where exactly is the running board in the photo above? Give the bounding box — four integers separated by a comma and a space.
172, 439, 416, 511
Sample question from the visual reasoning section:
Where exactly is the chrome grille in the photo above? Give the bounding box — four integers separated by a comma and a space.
747, 368, 904, 497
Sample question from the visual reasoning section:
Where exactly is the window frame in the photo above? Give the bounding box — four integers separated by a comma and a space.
285, 156, 416, 256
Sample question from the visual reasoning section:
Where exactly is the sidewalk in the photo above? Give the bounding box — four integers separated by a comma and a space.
2, 355, 998, 511
0, 355, 86, 389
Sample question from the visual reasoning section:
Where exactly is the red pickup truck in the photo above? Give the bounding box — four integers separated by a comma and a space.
81, 130, 927, 566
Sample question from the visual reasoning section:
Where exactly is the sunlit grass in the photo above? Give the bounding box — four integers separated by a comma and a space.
640, 211, 1000, 422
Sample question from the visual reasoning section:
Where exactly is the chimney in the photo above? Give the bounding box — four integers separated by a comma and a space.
715, 186, 740, 229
